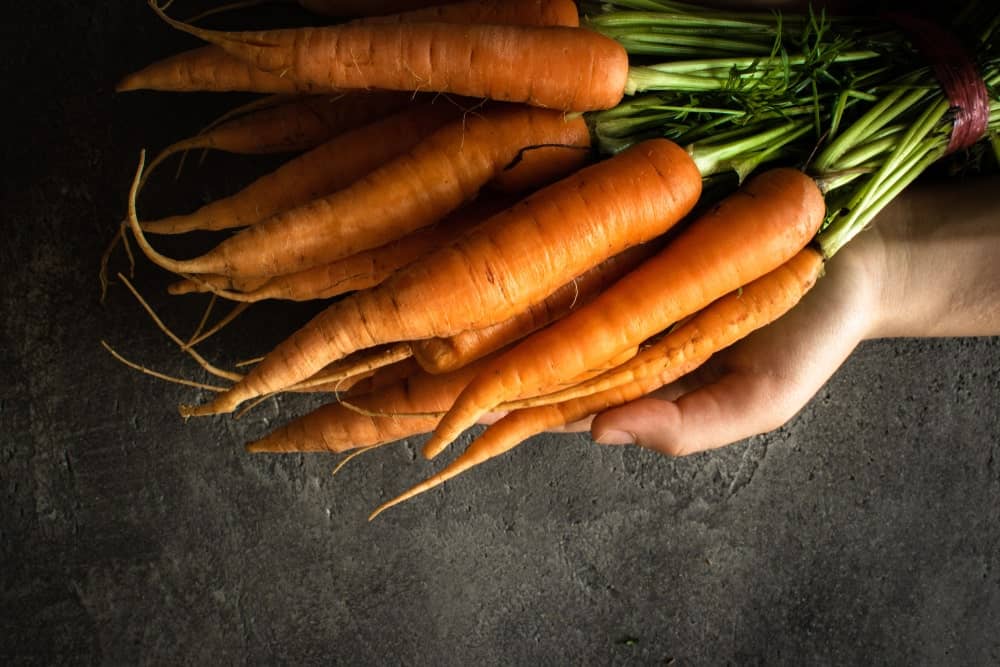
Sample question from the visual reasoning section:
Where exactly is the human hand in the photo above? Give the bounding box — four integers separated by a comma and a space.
561, 174, 1000, 456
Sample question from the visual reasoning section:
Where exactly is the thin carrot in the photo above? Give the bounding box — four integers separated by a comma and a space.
139, 91, 414, 191
245, 354, 492, 453
187, 0, 457, 22
410, 241, 662, 374
176, 138, 702, 416
122, 0, 579, 94
116, 44, 314, 94
147, 2, 629, 111
141, 99, 463, 235
505, 247, 826, 409
166, 192, 515, 300
367, 357, 700, 519
128, 105, 592, 278
424, 167, 826, 458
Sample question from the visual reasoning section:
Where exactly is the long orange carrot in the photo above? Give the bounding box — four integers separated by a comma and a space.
165, 192, 515, 299
129, 105, 592, 278
410, 241, 662, 374
245, 354, 493, 453
424, 167, 826, 458
147, 3, 629, 111
116, 44, 312, 93
175, 138, 702, 416
122, 0, 580, 94
141, 100, 462, 235
506, 247, 826, 408
368, 247, 825, 517
138, 92, 414, 189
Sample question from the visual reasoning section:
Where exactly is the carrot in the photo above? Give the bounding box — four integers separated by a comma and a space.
505, 247, 826, 409
123, 0, 580, 94
139, 91, 414, 190
166, 192, 516, 300
367, 357, 701, 519
410, 241, 661, 374
245, 354, 493, 453
117, 44, 315, 94
128, 104, 592, 278
147, 3, 629, 111
141, 99, 462, 235
368, 248, 825, 516
423, 167, 826, 458
174, 138, 702, 416
487, 142, 593, 195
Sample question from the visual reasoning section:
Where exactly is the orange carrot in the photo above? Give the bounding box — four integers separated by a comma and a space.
245, 355, 492, 453
128, 105, 592, 278
139, 91, 414, 188
410, 241, 661, 374
141, 100, 462, 235
148, 3, 629, 111
506, 247, 826, 408
117, 44, 315, 94
173, 138, 701, 416
168, 192, 516, 300
369, 249, 825, 517
424, 167, 826, 458
122, 0, 579, 94
487, 142, 594, 195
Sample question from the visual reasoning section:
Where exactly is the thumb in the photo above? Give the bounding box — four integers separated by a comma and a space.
591, 370, 801, 456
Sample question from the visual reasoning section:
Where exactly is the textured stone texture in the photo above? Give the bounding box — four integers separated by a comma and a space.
2, 3, 998, 665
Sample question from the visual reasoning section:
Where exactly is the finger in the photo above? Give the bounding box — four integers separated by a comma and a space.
591, 369, 802, 456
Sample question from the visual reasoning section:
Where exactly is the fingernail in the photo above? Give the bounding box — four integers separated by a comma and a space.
594, 429, 635, 445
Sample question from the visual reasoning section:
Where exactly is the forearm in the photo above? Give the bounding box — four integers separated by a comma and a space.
864, 175, 1000, 338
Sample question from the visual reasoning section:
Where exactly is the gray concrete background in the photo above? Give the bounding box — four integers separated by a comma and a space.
2, 3, 998, 664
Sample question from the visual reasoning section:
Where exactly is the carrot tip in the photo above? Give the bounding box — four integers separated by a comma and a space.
421, 435, 448, 460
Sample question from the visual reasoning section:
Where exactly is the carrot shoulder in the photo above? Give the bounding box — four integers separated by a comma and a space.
424, 168, 826, 458
182, 138, 703, 416
149, 4, 629, 111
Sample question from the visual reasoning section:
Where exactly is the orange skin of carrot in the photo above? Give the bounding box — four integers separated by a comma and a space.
246, 355, 492, 453
167, 192, 516, 300
152, 7, 629, 111
508, 247, 826, 408
116, 44, 311, 94
425, 167, 826, 458
411, 241, 661, 374
156, 92, 415, 158
123, 0, 579, 94
137, 105, 592, 277
185, 138, 703, 416
370, 247, 826, 517
142, 100, 462, 235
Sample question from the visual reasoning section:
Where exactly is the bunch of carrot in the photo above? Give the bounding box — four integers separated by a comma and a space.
107, 0, 999, 518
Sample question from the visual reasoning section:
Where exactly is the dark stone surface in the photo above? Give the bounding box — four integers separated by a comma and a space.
2, 3, 998, 665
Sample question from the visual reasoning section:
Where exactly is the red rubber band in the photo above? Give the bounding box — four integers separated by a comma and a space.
887, 12, 990, 153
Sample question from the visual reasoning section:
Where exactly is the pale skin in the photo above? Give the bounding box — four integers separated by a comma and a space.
561, 174, 1000, 455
